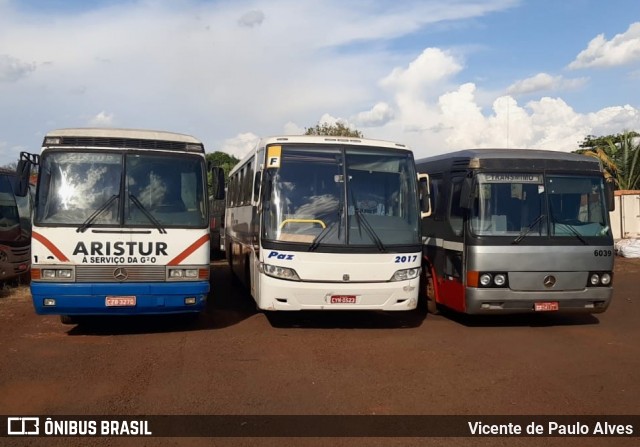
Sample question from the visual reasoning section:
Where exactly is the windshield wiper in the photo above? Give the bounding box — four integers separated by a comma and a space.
548, 201, 588, 245
512, 214, 545, 245
129, 194, 167, 234
308, 203, 343, 252
308, 220, 337, 252
77, 194, 119, 233
354, 208, 386, 252
554, 221, 588, 245
349, 190, 385, 252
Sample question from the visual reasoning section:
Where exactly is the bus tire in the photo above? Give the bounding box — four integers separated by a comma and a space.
425, 275, 440, 315
60, 315, 78, 325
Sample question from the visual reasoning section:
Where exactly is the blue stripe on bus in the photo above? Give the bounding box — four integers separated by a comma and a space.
31, 281, 209, 315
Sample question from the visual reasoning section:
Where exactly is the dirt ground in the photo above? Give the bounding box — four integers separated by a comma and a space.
0, 255, 639, 447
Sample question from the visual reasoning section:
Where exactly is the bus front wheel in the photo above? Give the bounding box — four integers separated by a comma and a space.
60, 315, 78, 325
425, 275, 440, 315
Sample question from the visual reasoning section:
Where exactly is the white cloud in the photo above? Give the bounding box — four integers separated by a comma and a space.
238, 10, 265, 28
569, 22, 640, 69
352, 102, 395, 127
506, 73, 588, 95
218, 132, 259, 160
0, 54, 36, 82
0, 0, 637, 168
283, 121, 304, 135
87, 111, 115, 127
381, 48, 463, 94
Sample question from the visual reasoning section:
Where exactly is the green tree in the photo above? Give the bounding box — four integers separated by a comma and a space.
205, 151, 240, 195
304, 122, 363, 138
576, 131, 640, 190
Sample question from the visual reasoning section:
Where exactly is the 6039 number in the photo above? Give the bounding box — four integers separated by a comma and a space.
593, 249, 612, 257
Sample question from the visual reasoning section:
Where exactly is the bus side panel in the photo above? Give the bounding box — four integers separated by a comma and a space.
436, 276, 466, 313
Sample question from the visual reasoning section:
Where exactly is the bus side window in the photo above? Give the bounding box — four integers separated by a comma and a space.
449, 177, 465, 236
430, 174, 443, 220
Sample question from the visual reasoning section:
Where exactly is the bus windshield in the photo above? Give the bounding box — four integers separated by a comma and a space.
35, 152, 207, 228
262, 145, 419, 248
471, 173, 609, 238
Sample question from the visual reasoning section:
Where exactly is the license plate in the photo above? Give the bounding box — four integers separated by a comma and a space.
330, 295, 357, 304
106, 296, 136, 307
534, 301, 559, 312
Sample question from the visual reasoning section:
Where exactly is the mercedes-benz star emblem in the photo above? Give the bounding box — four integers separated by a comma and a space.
113, 267, 129, 281
543, 275, 556, 288
343, 274, 350, 282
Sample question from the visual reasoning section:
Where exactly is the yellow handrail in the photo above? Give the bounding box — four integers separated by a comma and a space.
279, 218, 326, 230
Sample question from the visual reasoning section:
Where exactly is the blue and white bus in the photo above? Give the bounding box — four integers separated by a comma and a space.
225, 135, 430, 311
16, 128, 220, 324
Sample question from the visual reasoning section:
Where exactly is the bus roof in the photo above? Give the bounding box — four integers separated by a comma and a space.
42, 128, 204, 153
257, 135, 410, 150
230, 135, 412, 173
415, 148, 602, 173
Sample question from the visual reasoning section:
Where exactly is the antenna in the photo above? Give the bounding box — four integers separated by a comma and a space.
506, 99, 510, 148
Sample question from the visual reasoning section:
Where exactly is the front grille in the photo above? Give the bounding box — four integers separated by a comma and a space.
75, 265, 166, 282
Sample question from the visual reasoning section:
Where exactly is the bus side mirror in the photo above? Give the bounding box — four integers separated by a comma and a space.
211, 166, 225, 200
417, 173, 431, 218
14, 152, 39, 197
459, 176, 473, 209
606, 180, 615, 212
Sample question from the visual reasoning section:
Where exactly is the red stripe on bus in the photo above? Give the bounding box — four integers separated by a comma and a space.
168, 234, 209, 266
32, 231, 70, 262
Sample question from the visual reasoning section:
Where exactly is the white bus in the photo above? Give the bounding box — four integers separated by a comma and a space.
15, 128, 222, 324
225, 135, 430, 311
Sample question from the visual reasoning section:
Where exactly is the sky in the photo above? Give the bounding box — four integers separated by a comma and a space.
0, 0, 639, 165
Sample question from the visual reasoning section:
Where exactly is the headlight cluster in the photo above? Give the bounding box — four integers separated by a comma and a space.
587, 271, 612, 287
167, 268, 205, 281
467, 271, 508, 288
390, 267, 421, 282
38, 268, 75, 281
261, 264, 300, 281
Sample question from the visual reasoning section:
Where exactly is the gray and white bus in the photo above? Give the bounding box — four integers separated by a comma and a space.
416, 149, 615, 314
225, 135, 430, 311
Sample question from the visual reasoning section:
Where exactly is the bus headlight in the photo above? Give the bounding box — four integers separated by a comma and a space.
587, 271, 612, 287
468, 271, 509, 288
494, 273, 507, 287
479, 273, 492, 286
391, 267, 420, 282
38, 268, 75, 281
167, 267, 204, 280
262, 264, 301, 281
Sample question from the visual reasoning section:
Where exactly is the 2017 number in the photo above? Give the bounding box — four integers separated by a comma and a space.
395, 255, 418, 263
